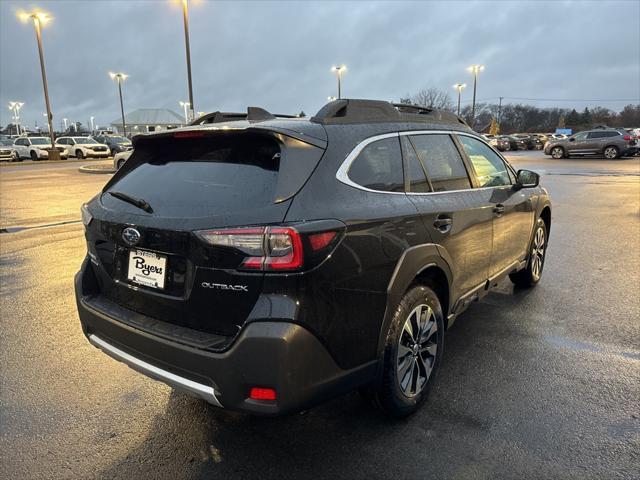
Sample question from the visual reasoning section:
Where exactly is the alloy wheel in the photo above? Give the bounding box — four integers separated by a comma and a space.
531, 226, 545, 281
604, 147, 618, 159
396, 303, 438, 397
551, 147, 564, 159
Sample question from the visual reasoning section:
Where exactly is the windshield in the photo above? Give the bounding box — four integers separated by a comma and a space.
0, 139, 12, 146
73, 138, 95, 144
30, 138, 50, 145
110, 136, 130, 144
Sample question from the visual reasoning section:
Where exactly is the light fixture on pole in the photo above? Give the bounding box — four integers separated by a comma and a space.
452, 83, 466, 117
8, 101, 24, 135
18, 8, 59, 159
179, 101, 191, 124
331, 65, 347, 99
109, 72, 128, 136
467, 64, 484, 127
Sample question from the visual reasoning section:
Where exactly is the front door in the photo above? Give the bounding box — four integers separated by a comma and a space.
567, 131, 589, 154
455, 134, 535, 277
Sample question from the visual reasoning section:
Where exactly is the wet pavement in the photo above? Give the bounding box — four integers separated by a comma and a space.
1, 152, 639, 479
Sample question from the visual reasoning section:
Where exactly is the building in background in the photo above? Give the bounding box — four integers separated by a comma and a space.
109, 109, 185, 135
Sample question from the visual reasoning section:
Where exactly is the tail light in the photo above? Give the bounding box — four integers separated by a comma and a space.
196, 225, 341, 271
622, 135, 631, 141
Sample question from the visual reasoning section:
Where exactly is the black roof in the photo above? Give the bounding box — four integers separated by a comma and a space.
310, 99, 468, 126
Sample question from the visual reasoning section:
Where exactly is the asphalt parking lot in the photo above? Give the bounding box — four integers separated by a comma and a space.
1, 151, 639, 479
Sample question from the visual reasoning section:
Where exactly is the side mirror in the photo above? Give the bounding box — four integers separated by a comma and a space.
514, 169, 539, 190
569, 137, 576, 142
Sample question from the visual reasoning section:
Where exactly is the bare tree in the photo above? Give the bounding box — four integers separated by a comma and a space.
407, 88, 454, 110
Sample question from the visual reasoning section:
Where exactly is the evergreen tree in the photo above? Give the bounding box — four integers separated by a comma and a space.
565, 109, 581, 127
581, 107, 592, 126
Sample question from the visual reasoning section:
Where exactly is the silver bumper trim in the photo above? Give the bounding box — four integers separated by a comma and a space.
88, 334, 223, 407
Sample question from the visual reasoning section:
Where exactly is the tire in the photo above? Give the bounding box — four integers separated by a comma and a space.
550, 146, 565, 159
504, 144, 510, 151
11, 152, 19, 162
603, 146, 619, 160
369, 284, 444, 417
76, 149, 84, 159
116, 158, 126, 170
510, 218, 547, 288
30, 150, 38, 161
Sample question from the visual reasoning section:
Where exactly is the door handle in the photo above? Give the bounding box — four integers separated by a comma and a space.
493, 204, 505, 216
433, 215, 452, 232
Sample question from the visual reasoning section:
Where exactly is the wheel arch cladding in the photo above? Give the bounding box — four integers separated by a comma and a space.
377, 244, 452, 361
540, 206, 551, 235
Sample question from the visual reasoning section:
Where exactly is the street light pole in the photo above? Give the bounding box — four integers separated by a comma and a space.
452, 83, 466, 117
468, 64, 484, 128
32, 14, 56, 152
331, 65, 346, 99
109, 72, 128, 136
181, 0, 195, 121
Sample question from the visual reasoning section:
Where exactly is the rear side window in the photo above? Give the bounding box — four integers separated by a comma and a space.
105, 132, 322, 216
348, 137, 404, 192
458, 135, 511, 187
408, 134, 471, 192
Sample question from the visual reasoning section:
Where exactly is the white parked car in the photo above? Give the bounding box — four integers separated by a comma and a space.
55, 136, 110, 159
113, 149, 132, 170
0, 139, 20, 162
13, 136, 68, 160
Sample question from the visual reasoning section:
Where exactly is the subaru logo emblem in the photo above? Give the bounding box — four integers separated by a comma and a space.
122, 227, 141, 246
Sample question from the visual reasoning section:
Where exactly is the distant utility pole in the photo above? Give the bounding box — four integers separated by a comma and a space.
498, 96, 503, 125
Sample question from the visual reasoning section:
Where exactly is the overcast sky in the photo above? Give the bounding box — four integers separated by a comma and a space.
1, 0, 639, 130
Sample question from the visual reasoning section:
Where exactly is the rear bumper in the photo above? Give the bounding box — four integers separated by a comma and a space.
75, 260, 375, 415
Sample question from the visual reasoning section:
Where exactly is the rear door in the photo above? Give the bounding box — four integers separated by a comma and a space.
402, 132, 493, 297
456, 134, 535, 278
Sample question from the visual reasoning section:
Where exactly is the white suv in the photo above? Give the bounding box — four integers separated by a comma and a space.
13, 136, 68, 160
56, 136, 110, 159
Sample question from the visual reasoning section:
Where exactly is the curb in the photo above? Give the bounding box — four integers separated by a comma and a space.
0, 157, 113, 167
79, 164, 116, 174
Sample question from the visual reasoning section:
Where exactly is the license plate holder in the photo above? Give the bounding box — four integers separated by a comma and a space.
127, 249, 167, 290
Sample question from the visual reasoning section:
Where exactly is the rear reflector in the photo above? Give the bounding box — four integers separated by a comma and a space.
249, 387, 277, 401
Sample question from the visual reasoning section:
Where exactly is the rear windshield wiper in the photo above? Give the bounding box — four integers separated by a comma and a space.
108, 191, 153, 213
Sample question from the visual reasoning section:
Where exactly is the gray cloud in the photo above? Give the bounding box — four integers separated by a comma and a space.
1, 0, 639, 129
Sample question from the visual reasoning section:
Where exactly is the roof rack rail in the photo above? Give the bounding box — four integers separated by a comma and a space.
190, 108, 299, 126
310, 99, 468, 126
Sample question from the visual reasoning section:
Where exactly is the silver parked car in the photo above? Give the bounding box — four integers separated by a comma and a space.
544, 128, 637, 159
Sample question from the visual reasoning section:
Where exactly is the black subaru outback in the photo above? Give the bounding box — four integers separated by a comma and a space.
76, 99, 551, 417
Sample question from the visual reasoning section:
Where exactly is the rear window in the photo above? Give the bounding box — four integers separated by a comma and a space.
104, 132, 322, 216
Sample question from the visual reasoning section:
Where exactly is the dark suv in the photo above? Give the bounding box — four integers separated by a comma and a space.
76, 100, 551, 417
544, 128, 637, 159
